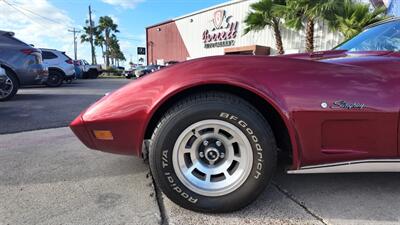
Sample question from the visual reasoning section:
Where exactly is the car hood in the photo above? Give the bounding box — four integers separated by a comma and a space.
280, 50, 393, 63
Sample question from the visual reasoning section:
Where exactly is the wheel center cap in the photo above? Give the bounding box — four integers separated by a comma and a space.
205, 147, 220, 162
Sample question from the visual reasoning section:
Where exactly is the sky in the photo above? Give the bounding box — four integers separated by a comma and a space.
0, 0, 227, 66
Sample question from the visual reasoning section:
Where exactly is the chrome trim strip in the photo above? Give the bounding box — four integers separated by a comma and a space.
287, 159, 400, 174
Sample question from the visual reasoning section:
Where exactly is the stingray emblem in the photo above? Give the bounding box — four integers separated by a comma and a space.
332, 100, 366, 109
213, 10, 225, 29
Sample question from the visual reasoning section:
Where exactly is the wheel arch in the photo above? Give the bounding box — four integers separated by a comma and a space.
48, 67, 66, 76
1, 64, 20, 85
143, 83, 300, 169
88, 68, 99, 73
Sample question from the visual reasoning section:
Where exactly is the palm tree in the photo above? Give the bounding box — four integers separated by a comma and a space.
94, 30, 106, 65
116, 51, 126, 66
81, 20, 97, 64
284, 0, 341, 53
98, 16, 119, 68
108, 35, 125, 66
244, 0, 286, 55
334, 0, 387, 39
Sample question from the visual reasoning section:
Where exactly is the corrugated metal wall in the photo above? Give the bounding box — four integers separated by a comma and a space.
174, 0, 344, 59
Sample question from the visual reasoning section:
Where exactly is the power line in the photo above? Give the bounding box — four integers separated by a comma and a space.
2, 0, 75, 29
0, 0, 47, 28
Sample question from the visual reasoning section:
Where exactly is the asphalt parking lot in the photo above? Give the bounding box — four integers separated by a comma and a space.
0, 79, 131, 134
1, 79, 400, 225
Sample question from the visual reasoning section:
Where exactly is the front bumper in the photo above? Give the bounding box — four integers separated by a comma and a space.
70, 114, 97, 150
70, 69, 173, 157
70, 109, 143, 156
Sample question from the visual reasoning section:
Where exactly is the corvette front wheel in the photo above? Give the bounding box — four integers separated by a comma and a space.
149, 92, 277, 213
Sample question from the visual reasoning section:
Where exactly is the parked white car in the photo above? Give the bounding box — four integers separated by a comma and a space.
75, 59, 102, 79
40, 48, 75, 87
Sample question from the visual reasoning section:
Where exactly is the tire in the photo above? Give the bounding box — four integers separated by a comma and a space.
0, 69, 19, 101
65, 77, 73, 84
149, 92, 277, 213
46, 70, 63, 87
82, 72, 89, 79
88, 69, 99, 79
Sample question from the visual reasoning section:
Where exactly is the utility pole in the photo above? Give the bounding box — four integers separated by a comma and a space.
88, 5, 96, 65
68, 28, 81, 60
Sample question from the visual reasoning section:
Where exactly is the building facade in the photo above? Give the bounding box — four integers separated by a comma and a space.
146, 0, 346, 65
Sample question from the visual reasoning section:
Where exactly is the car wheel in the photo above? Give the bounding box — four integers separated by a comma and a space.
88, 69, 99, 79
82, 72, 89, 79
0, 69, 19, 101
149, 92, 277, 213
46, 70, 63, 87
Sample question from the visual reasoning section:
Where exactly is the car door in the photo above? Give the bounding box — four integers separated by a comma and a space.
388, 52, 400, 157
292, 20, 400, 166
291, 56, 399, 166
85, 60, 91, 71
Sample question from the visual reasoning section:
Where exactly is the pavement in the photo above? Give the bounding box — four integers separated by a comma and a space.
164, 171, 400, 225
0, 128, 160, 225
0, 79, 131, 134
1, 79, 400, 225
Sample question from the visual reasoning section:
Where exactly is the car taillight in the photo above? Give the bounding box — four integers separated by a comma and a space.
21, 49, 42, 64
20, 49, 34, 55
66, 59, 73, 64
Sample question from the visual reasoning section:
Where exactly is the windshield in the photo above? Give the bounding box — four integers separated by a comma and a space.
336, 20, 400, 52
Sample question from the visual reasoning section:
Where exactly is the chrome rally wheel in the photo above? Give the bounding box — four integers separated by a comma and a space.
149, 92, 277, 213
173, 120, 253, 197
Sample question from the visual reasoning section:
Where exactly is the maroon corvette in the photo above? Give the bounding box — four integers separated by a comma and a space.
71, 18, 400, 212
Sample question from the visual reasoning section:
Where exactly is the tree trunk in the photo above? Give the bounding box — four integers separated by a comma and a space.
90, 37, 96, 65
100, 45, 106, 65
272, 19, 284, 55
105, 30, 110, 68
305, 19, 314, 53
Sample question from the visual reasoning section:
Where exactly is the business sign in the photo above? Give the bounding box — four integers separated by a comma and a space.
202, 10, 239, 49
137, 47, 146, 55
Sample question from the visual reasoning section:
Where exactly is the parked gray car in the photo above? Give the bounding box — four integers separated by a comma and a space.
0, 30, 48, 101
